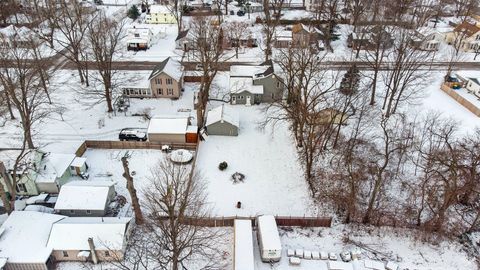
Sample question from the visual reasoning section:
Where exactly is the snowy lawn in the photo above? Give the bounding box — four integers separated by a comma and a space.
79, 149, 188, 206
196, 104, 319, 217
0, 70, 197, 148
254, 225, 476, 270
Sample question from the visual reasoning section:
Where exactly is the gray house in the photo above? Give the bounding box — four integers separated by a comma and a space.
54, 181, 116, 217
205, 105, 239, 136
229, 61, 284, 105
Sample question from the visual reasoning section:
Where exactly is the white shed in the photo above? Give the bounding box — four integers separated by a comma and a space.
147, 117, 189, 143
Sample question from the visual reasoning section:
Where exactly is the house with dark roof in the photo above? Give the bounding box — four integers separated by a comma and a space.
175, 29, 191, 51
122, 57, 183, 98
446, 21, 480, 52
347, 25, 393, 51
229, 61, 284, 105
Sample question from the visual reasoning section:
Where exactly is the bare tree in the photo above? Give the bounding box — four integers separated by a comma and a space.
0, 33, 54, 149
26, 0, 58, 49
262, 0, 285, 61
381, 29, 432, 117
85, 12, 125, 113
188, 17, 227, 127
143, 159, 225, 270
362, 114, 414, 224
312, 0, 340, 52
54, 0, 92, 85
166, 0, 184, 32
225, 21, 250, 59
268, 47, 340, 195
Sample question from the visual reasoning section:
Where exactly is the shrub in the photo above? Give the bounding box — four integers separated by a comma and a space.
218, 161, 228, 171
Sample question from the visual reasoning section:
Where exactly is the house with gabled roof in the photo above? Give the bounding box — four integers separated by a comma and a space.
205, 105, 239, 136
0, 211, 65, 270
446, 21, 480, 52
292, 23, 325, 50
229, 61, 284, 105
122, 57, 184, 98
409, 27, 443, 51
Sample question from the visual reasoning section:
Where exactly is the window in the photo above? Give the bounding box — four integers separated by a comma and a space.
240, 96, 244, 99
166, 78, 173, 85
277, 81, 281, 88
105, 251, 110, 257
70, 210, 75, 214
86, 210, 91, 215
157, 88, 163, 95
134, 33, 140, 38
156, 78, 162, 84
16, 183, 27, 193
167, 88, 173, 95
63, 251, 69, 257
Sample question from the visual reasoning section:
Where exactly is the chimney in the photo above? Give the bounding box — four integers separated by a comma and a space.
88, 238, 98, 264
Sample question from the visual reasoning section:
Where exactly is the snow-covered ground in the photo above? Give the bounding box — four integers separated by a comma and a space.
254, 226, 477, 270
197, 104, 319, 217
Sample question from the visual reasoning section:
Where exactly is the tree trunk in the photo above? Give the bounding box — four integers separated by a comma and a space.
4, 90, 15, 120
0, 162, 12, 214
121, 157, 144, 225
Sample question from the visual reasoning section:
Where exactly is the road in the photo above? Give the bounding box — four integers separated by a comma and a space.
60, 60, 480, 71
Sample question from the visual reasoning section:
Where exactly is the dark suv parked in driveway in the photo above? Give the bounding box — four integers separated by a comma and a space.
119, 128, 147, 141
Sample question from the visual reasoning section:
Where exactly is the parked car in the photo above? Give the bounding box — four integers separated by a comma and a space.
119, 128, 147, 141
340, 251, 352, 262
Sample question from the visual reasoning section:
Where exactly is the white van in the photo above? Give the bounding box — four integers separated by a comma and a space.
256, 215, 282, 262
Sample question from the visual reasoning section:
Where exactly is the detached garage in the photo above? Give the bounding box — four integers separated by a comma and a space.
148, 117, 195, 143
205, 105, 239, 136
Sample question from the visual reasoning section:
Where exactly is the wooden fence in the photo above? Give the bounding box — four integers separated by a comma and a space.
172, 216, 332, 228
74, 140, 197, 156
440, 83, 480, 117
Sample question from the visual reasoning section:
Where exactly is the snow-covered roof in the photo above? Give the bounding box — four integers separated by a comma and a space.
126, 27, 153, 43
234, 220, 254, 270
147, 117, 189, 134
54, 181, 115, 211
229, 77, 264, 94
149, 57, 182, 82
36, 153, 76, 183
70, 157, 87, 168
206, 105, 240, 127
149, 5, 170, 14
257, 215, 281, 251
0, 211, 65, 264
47, 217, 132, 251
230, 65, 271, 78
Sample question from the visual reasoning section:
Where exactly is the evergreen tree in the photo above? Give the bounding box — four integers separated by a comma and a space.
127, 5, 140, 20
